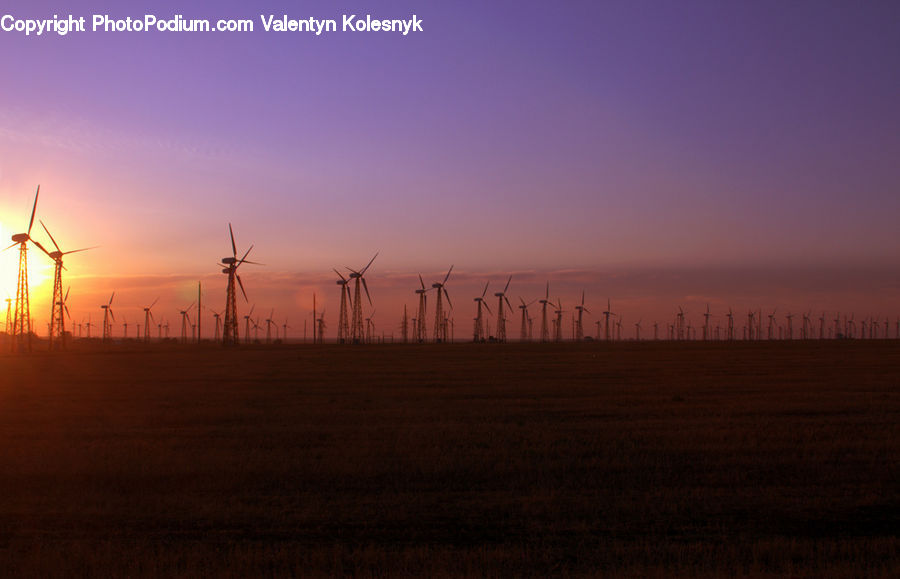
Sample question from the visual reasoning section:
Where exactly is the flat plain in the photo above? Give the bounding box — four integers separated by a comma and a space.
0, 340, 897, 577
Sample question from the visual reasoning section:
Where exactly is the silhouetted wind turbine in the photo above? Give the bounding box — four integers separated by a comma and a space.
494, 275, 512, 343
220, 223, 260, 346
348, 253, 377, 344
472, 281, 491, 342
101, 293, 116, 342
7, 186, 48, 352
431, 266, 453, 343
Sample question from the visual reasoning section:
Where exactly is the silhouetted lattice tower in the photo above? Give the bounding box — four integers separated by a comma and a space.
348, 253, 377, 344
431, 266, 453, 343
472, 281, 490, 342
494, 276, 512, 343
334, 269, 352, 343
415, 274, 428, 342
220, 224, 258, 346
10, 186, 46, 353
539, 282, 550, 343
574, 291, 590, 342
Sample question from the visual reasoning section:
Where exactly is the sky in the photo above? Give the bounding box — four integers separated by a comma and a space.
0, 0, 898, 339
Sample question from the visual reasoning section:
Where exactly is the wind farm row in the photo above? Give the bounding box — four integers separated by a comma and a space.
3, 186, 898, 351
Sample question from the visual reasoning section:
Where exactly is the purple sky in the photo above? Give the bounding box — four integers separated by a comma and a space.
1, 1, 898, 337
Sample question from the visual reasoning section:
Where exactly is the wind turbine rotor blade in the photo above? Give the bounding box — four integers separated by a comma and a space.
109, 308, 116, 322
3, 242, 18, 251
584, 307, 591, 314
39, 220, 61, 252
505, 296, 512, 311
63, 246, 99, 255
362, 277, 372, 306
149, 297, 159, 309
235, 272, 247, 302
503, 275, 511, 294
333, 268, 347, 282
31, 239, 52, 257
483, 301, 492, 315
27, 185, 39, 235
482, 282, 490, 298
443, 265, 453, 285
418, 274, 425, 290
149, 311, 156, 324
64, 304, 71, 319
64, 287, 70, 301
229, 223, 237, 257
109, 292, 115, 306
237, 244, 254, 266
444, 287, 452, 309
519, 296, 526, 306
361, 252, 379, 275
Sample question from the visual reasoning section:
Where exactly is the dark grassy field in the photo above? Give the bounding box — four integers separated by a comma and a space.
0, 341, 898, 577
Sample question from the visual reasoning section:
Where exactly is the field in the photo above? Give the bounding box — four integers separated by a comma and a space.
0, 341, 898, 577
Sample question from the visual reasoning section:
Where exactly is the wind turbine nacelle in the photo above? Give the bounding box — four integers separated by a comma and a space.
12, 233, 29, 243
349, 273, 361, 278
222, 268, 231, 274
415, 289, 425, 294
222, 257, 237, 264
431, 283, 441, 289
49, 251, 63, 259
494, 293, 504, 297
336, 280, 345, 285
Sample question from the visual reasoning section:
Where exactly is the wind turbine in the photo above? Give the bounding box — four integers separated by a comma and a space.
179, 302, 194, 344
281, 318, 290, 341
415, 274, 429, 343
539, 282, 551, 343
785, 312, 794, 340
142, 297, 159, 342
212, 310, 223, 341
365, 309, 376, 343
767, 308, 777, 340
243, 304, 255, 344
602, 299, 614, 341
494, 275, 512, 343
8, 186, 48, 352
101, 293, 116, 342
220, 224, 260, 346
334, 269, 353, 344
265, 309, 275, 344
635, 318, 642, 341
726, 308, 735, 341
431, 266, 453, 343
574, 291, 590, 341
553, 299, 565, 342
472, 281, 491, 342
702, 304, 711, 341
347, 253, 377, 344
518, 297, 535, 342
38, 220, 96, 349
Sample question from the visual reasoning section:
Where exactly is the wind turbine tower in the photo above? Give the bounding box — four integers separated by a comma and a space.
431, 265, 453, 343
539, 282, 551, 342
574, 291, 590, 341
415, 274, 428, 343
348, 253, 377, 344
220, 224, 258, 346
494, 275, 512, 343
334, 269, 352, 343
142, 298, 159, 342
702, 304, 711, 341
472, 281, 491, 342
9, 186, 47, 353
101, 293, 116, 342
